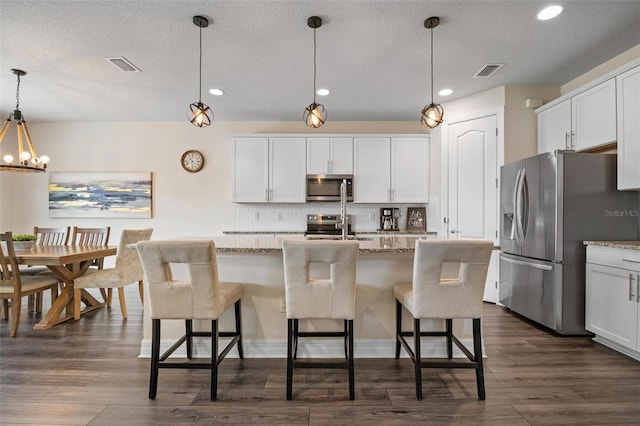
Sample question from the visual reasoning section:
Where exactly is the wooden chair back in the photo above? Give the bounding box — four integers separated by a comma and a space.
71, 227, 111, 269
0, 232, 20, 289
33, 226, 70, 246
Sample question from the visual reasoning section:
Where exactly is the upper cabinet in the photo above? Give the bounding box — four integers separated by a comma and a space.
233, 137, 306, 203
616, 65, 640, 190
537, 78, 617, 153
307, 137, 353, 175
571, 78, 617, 151
353, 137, 429, 203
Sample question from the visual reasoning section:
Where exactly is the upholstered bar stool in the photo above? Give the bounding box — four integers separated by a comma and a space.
282, 239, 359, 400
394, 239, 493, 400
136, 240, 244, 401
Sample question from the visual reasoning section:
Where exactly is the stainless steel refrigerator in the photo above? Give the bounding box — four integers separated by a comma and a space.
499, 150, 639, 335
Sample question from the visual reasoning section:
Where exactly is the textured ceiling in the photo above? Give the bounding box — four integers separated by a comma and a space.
1, 0, 639, 122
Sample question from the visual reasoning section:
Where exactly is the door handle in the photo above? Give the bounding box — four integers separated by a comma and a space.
571, 131, 576, 149
450, 230, 460, 234
500, 254, 553, 270
637, 274, 640, 303
565, 132, 570, 149
629, 274, 635, 301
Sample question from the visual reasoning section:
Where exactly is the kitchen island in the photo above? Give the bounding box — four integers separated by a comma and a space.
139, 235, 478, 359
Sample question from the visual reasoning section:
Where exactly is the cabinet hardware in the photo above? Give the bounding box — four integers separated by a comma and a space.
637, 274, 640, 303
565, 132, 571, 149
630, 274, 635, 301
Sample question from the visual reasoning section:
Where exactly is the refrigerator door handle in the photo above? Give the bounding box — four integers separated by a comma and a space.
515, 168, 526, 245
500, 253, 553, 271
511, 169, 522, 243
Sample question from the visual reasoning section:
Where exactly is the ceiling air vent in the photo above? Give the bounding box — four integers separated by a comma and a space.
105, 57, 141, 72
473, 64, 504, 78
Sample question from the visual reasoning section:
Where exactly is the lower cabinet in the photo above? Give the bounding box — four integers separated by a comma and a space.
585, 245, 640, 358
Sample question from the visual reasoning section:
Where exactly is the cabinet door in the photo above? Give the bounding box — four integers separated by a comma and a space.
353, 138, 391, 202
391, 137, 429, 202
585, 263, 637, 350
307, 138, 331, 174
269, 138, 306, 203
233, 138, 269, 202
572, 78, 617, 151
329, 137, 353, 174
617, 66, 640, 190
537, 100, 571, 153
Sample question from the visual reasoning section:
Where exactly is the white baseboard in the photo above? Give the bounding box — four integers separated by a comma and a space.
138, 337, 483, 359
593, 336, 640, 362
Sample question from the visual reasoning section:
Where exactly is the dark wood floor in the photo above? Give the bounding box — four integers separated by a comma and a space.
2, 287, 640, 425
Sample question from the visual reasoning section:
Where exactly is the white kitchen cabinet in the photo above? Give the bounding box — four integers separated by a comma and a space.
307, 137, 353, 175
585, 245, 640, 359
571, 78, 617, 151
537, 78, 617, 153
353, 137, 429, 203
538, 99, 572, 153
616, 65, 640, 190
233, 137, 306, 203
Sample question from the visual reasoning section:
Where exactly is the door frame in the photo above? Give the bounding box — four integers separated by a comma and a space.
440, 107, 505, 240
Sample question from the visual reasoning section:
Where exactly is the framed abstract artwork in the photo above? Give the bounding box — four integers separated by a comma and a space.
49, 172, 152, 218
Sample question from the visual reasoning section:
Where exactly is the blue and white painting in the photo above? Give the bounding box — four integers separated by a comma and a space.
49, 172, 152, 218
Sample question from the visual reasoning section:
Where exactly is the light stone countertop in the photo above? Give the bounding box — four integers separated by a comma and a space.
211, 235, 441, 254
583, 241, 640, 250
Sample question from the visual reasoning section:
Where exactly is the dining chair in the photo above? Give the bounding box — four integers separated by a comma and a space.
136, 240, 244, 401
394, 239, 493, 400
22, 226, 71, 313
0, 231, 60, 337
282, 239, 359, 400
71, 226, 111, 301
73, 228, 153, 320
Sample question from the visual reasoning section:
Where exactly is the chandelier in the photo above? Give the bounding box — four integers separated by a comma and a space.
0, 69, 49, 173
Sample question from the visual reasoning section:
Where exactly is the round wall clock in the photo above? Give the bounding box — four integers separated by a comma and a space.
181, 150, 204, 173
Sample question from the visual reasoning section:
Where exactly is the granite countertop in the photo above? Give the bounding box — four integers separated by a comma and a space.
223, 230, 438, 236
583, 241, 640, 250
211, 235, 441, 254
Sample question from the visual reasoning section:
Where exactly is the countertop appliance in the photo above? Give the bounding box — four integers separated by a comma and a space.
306, 175, 353, 202
500, 150, 639, 335
306, 214, 353, 236
380, 207, 400, 231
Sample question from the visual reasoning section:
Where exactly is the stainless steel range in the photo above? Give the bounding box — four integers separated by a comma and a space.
306, 214, 353, 236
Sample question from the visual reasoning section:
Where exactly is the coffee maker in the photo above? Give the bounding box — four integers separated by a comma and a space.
379, 207, 400, 231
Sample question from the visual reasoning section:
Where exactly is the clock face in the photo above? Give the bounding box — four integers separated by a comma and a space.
181, 150, 204, 173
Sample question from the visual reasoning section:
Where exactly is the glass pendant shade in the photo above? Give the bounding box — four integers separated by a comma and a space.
421, 103, 444, 129
187, 101, 212, 127
303, 102, 326, 128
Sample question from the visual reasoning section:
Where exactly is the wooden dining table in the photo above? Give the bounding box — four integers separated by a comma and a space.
14, 245, 117, 329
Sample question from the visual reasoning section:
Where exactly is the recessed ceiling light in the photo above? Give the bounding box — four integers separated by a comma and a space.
439, 88, 453, 96
209, 88, 224, 96
537, 5, 563, 20
316, 88, 330, 96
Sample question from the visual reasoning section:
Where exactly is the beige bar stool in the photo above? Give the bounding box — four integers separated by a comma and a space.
282, 239, 359, 400
136, 240, 244, 401
394, 239, 493, 400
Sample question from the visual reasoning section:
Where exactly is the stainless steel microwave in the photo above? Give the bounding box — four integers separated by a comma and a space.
306, 174, 353, 202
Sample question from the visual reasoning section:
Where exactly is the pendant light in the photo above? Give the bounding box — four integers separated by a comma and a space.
303, 16, 327, 128
421, 17, 444, 129
187, 15, 213, 128
0, 69, 49, 173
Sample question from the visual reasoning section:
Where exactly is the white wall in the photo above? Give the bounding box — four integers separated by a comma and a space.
0, 120, 432, 248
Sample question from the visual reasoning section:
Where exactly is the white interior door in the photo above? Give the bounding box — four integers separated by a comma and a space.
447, 115, 499, 302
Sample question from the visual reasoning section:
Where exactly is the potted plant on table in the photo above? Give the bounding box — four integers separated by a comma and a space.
12, 234, 37, 250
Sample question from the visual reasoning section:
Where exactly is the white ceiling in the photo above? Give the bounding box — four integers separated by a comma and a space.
1, 0, 639, 123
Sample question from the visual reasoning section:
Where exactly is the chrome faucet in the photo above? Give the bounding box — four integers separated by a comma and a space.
336, 178, 349, 240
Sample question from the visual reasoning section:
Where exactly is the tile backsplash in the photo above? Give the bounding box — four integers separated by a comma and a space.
236, 203, 432, 233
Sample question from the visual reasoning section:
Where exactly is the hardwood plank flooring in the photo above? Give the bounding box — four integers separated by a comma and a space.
2, 287, 640, 425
